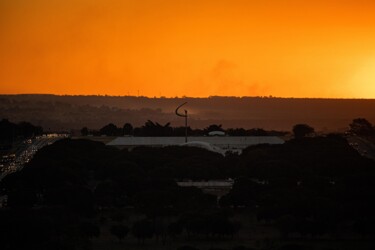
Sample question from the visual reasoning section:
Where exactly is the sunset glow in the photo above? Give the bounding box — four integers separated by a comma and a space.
1, 0, 375, 98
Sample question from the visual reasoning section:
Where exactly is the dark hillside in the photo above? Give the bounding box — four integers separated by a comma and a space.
1, 95, 375, 131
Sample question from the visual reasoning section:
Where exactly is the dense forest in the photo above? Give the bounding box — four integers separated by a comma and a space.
1, 134, 375, 250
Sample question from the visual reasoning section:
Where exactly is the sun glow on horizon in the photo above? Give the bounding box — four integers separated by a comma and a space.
349, 59, 375, 99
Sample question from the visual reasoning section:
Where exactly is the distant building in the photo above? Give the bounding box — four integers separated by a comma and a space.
106, 136, 284, 153
208, 130, 226, 136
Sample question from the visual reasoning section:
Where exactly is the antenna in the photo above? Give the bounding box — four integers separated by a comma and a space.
175, 102, 188, 143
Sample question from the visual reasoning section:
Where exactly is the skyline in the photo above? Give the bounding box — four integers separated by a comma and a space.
1, 0, 375, 98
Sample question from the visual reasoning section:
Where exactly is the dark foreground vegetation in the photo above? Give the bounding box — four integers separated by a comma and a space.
0, 119, 43, 149
1, 132, 375, 250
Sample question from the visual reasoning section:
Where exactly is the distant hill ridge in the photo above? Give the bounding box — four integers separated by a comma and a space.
1, 94, 375, 132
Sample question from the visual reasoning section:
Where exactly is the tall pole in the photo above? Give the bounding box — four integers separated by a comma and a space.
175, 102, 188, 143
185, 110, 188, 142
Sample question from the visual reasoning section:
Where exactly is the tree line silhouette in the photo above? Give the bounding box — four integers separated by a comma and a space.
81, 121, 287, 137
1, 118, 375, 249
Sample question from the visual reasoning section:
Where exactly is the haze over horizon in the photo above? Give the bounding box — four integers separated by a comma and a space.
1, 0, 375, 98
3, 93, 375, 100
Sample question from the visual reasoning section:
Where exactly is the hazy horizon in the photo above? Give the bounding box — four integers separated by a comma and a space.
2, 93, 375, 100
2, 94, 375, 132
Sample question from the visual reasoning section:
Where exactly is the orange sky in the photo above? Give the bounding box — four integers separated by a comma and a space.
1, 0, 375, 98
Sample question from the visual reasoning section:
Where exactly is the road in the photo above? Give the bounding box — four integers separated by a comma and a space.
0, 134, 68, 182
347, 136, 375, 161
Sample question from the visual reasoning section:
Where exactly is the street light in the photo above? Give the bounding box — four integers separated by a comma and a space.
175, 102, 188, 143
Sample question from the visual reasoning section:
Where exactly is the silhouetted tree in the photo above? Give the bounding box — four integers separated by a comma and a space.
123, 123, 133, 135
204, 124, 224, 134
349, 118, 375, 135
247, 128, 268, 136
0, 119, 42, 145
227, 128, 247, 136
18, 121, 42, 138
99, 123, 119, 136
141, 120, 173, 136
292, 124, 314, 139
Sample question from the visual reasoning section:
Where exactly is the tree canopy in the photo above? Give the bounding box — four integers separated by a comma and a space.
292, 124, 315, 139
349, 118, 375, 135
